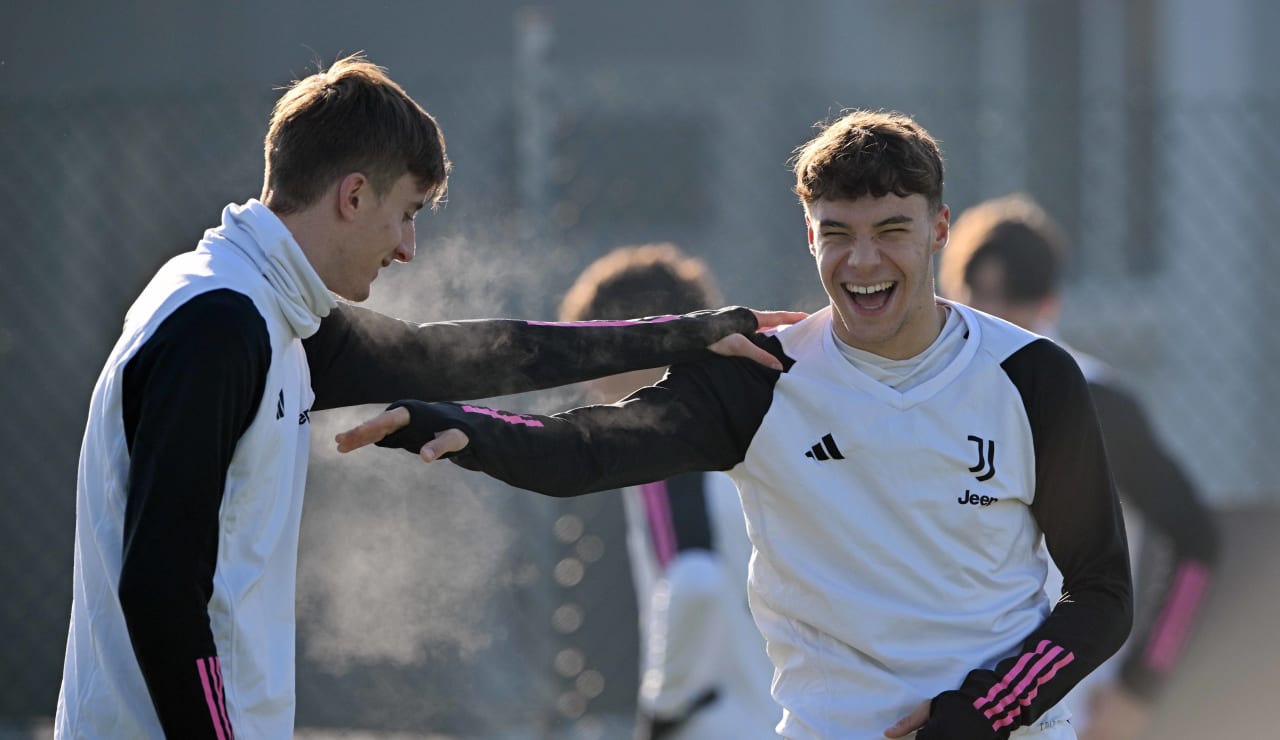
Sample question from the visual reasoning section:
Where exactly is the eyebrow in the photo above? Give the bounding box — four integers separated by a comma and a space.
817, 214, 914, 230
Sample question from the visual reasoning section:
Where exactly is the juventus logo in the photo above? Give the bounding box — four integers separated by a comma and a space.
967, 435, 996, 481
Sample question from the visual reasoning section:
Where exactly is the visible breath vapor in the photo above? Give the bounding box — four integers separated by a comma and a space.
296, 226, 596, 732
365, 231, 575, 323
298, 450, 520, 669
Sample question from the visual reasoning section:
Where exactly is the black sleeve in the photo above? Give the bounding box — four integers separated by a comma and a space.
664, 473, 715, 553
921, 339, 1133, 740
304, 302, 759, 411
118, 289, 269, 740
1089, 381, 1218, 700
373, 336, 788, 496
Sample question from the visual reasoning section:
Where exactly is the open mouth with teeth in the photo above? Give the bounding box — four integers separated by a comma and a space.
844, 281, 897, 312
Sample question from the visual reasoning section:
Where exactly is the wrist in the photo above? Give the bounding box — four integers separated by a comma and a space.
919, 690, 1001, 740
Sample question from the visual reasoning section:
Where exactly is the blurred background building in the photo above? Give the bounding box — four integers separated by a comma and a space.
2, 1, 1277, 738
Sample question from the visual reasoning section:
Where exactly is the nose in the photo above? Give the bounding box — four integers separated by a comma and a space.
394, 226, 416, 263
845, 237, 880, 269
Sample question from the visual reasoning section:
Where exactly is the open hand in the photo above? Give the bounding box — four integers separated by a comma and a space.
710, 309, 808, 370
335, 407, 411, 452
334, 406, 470, 462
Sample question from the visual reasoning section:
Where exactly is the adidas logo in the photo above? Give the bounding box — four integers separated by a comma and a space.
804, 433, 844, 461
275, 389, 285, 420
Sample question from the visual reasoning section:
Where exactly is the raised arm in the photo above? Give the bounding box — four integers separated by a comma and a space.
305, 302, 804, 410
337, 341, 784, 496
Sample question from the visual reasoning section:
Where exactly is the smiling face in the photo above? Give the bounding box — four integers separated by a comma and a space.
807, 193, 950, 359
334, 172, 431, 302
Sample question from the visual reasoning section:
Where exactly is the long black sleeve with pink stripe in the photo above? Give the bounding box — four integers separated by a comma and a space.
119, 290, 266, 739
916, 341, 1134, 739
1088, 381, 1218, 701
304, 303, 757, 409
372, 338, 1132, 739
118, 296, 757, 736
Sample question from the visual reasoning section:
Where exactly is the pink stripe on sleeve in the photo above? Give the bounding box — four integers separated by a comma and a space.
211, 657, 234, 739
460, 405, 544, 428
639, 481, 677, 570
972, 640, 1078, 732
982, 644, 1066, 719
1142, 560, 1212, 673
990, 651, 1076, 731
196, 657, 230, 740
974, 640, 1048, 710
525, 316, 682, 327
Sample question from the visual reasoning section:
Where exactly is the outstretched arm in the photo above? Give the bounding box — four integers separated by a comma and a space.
336, 343, 785, 496
306, 302, 805, 410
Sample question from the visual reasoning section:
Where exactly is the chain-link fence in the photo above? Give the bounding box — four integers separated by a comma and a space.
3, 14, 1280, 739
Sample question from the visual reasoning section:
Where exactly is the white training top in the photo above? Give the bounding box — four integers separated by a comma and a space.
57, 201, 333, 739
381, 301, 1132, 740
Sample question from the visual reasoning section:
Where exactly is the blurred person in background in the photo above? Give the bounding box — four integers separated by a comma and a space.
338, 109, 1134, 740
55, 53, 801, 740
559, 244, 778, 740
939, 193, 1219, 740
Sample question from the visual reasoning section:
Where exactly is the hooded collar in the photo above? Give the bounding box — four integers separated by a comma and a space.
199, 199, 337, 339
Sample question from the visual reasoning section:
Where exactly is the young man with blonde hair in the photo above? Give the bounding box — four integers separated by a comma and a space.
341, 109, 1133, 739
56, 55, 798, 739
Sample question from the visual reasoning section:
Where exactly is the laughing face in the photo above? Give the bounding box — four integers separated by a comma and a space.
807, 193, 950, 359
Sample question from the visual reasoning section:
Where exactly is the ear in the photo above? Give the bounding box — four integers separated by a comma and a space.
336, 172, 370, 222
805, 214, 816, 256
1038, 294, 1063, 327
931, 204, 951, 255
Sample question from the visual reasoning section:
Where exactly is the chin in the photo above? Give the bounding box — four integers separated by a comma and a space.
339, 285, 371, 303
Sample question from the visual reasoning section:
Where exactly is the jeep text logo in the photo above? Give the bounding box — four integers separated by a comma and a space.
957, 490, 999, 506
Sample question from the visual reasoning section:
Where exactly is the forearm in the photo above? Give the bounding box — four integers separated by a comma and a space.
381, 396, 722, 497
375, 357, 772, 497
1120, 547, 1213, 700
306, 303, 757, 409
121, 437, 236, 738
1091, 383, 1218, 698
924, 582, 1132, 739
118, 571, 231, 739
118, 464, 230, 739
1116, 478, 1215, 699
